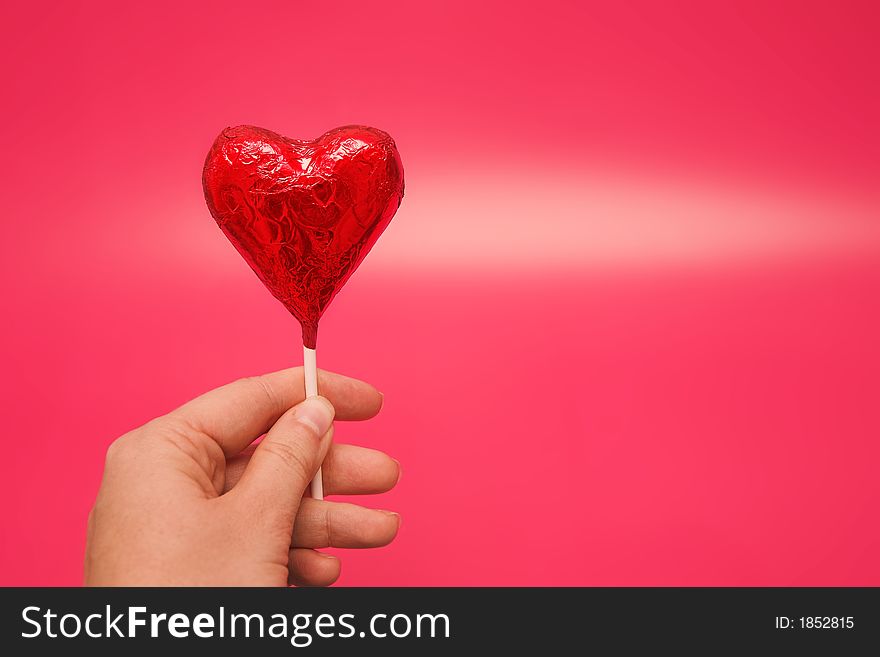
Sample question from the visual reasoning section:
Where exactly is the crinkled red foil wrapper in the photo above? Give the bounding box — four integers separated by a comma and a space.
203, 125, 404, 348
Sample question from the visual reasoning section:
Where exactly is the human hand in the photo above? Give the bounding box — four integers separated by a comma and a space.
84, 368, 400, 586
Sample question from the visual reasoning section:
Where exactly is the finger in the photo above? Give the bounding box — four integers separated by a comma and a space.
168, 368, 382, 456
223, 443, 401, 495
288, 549, 340, 587
293, 499, 400, 549
232, 397, 334, 518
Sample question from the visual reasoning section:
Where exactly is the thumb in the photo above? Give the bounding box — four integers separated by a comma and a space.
232, 396, 335, 520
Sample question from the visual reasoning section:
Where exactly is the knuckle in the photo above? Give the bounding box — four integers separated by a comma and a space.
297, 502, 332, 547
159, 422, 203, 455
105, 415, 172, 463
157, 419, 222, 464
241, 375, 283, 414
105, 431, 137, 464
260, 438, 312, 481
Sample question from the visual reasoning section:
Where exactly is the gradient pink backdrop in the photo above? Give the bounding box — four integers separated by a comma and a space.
2, 1, 879, 585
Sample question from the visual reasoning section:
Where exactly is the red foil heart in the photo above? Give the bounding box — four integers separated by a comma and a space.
203, 125, 404, 348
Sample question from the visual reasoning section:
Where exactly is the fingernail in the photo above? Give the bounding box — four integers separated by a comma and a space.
392, 458, 402, 484
294, 397, 334, 436
381, 510, 400, 524
318, 552, 337, 560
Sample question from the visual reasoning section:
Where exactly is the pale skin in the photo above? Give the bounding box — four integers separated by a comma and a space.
84, 368, 400, 586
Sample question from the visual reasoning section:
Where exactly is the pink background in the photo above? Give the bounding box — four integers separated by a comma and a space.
2, 1, 879, 585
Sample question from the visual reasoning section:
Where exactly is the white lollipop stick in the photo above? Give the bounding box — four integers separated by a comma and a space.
303, 344, 324, 500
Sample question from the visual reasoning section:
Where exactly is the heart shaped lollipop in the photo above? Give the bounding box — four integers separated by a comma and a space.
203, 125, 405, 348
203, 125, 404, 499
